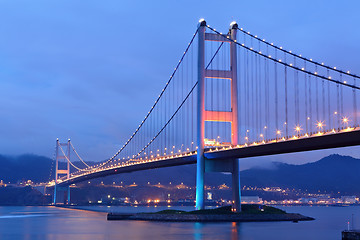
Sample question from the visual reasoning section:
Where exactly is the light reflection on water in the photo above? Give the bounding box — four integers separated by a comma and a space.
0, 205, 359, 240
0, 214, 49, 218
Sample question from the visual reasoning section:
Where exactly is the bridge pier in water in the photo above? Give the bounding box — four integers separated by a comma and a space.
232, 159, 241, 212
53, 139, 71, 205
53, 186, 70, 205
196, 19, 241, 212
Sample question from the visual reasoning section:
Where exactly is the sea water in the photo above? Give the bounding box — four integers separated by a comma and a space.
0, 205, 359, 240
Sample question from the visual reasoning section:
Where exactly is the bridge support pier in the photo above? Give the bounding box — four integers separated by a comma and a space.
195, 154, 205, 210
195, 19, 206, 210
205, 157, 241, 212
67, 186, 71, 204
232, 159, 241, 212
53, 186, 70, 205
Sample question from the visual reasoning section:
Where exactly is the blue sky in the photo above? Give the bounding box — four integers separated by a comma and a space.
0, 0, 360, 169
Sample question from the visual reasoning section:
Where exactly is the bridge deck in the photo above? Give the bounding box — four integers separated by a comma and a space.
57, 129, 360, 187
58, 154, 196, 187
205, 129, 360, 160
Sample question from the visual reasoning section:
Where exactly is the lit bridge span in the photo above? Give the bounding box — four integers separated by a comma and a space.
51, 19, 360, 212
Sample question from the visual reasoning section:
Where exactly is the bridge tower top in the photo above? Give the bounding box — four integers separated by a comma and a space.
197, 20, 239, 149
55, 139, 70, 182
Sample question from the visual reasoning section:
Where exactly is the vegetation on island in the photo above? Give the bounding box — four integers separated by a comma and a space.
152, 205, 286, 215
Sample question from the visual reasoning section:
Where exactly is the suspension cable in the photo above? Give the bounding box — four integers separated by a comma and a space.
128, 34, 228, 158
236, 26, 360, 79
88, 28, 200, 170
57, 142, 86, 171
69, 141, 90, 168
134, 82, 198, 157
205, 26, 360, 90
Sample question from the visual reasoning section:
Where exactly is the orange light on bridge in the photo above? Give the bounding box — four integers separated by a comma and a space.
316, 121, 325, 130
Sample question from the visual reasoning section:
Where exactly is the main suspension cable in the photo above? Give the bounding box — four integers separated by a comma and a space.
206, 26, 360, 90
69, 141, 90, 168
236, 26, 360, 79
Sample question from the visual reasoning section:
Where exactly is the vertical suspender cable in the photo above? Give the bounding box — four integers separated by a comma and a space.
186, 49, 189, 152
256, 44, 259, 141
266, 46, 270, 138
327, 69, 331, 131
337, 77, 340, 129
238, 45, 241, 143
181, 62, 184, 152
354, 78, 358, 127
284, 57, 288, 137
265, 49, 269, 139
340, 74, 344, 122
296, 70, 300, 128
246, 49, 249, 142
305, 62, 308, 133
316, 66, 319, 123
294, 56, 299, 130
173, 72, 175, 154
258, 40, 262, 140
322, 74, 326, 123
309, 74, 313, 133
191, 42, 194, 150
251, 46, 255, 141
275, 49, 279, 134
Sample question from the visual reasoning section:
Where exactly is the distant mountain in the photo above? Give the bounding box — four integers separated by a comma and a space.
241, 154, 360, 195
0, 186, 47, 205
0, 153, 359, 195
0, 154, 95, 184
0, 154, 54, 183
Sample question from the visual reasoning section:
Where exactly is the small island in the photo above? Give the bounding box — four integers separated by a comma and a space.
107, 205, 314, 222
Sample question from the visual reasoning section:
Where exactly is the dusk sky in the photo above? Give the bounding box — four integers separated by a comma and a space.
1, 0, 360, 169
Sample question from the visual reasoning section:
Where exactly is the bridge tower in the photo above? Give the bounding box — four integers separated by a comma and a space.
196, 20, 241, 211
53, 138, 71, 205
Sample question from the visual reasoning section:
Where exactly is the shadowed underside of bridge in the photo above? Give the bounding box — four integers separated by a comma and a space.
57, 129, 360, 187
206, 129, 360, 160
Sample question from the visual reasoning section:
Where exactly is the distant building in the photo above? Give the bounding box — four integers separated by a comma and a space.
341, 196, 357, 204
218, 184, 229, 190
298, 198, 317, 204
241, 196, 263, 204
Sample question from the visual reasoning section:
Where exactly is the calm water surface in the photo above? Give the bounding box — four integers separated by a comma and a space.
0, 205, 359, 240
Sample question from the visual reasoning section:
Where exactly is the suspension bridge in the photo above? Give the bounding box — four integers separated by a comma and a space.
50, 19, 360, 212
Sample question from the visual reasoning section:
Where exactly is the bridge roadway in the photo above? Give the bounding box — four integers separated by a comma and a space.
57, 129, 360, 187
